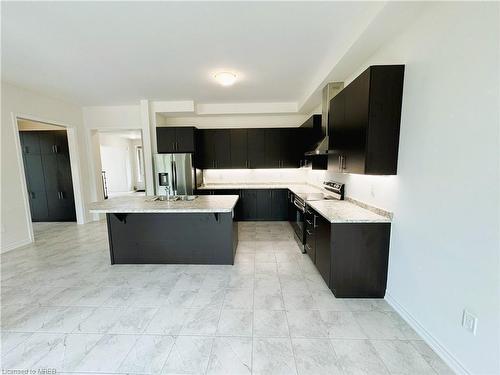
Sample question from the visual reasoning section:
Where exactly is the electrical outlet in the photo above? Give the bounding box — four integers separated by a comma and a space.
462, 310, 478, 335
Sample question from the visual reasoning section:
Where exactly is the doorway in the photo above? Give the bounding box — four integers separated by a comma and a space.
17, 119, 77, 222
97, 130, 145, 198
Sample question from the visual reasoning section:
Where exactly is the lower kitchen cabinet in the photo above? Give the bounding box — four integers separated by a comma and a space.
198, 188, 289, 221
305, 205, 391, 298
315, 214, 331, 286
271, 189, 288, 220
331, 223, 391, 297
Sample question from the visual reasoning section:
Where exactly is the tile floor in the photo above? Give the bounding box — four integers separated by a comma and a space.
1, 221, 453, 374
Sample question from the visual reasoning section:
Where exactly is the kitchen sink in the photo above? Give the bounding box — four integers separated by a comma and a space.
147, 195, 198, 202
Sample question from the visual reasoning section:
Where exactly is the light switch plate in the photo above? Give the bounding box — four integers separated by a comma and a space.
462, 309, 478, 335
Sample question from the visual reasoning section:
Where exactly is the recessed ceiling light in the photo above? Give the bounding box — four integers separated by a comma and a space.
214, 71, 237, 86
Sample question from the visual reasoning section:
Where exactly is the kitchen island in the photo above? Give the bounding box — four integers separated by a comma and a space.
89, 195, 239, 265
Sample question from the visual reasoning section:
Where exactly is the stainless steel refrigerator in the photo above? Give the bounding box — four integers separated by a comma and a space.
153, 154, 195, 196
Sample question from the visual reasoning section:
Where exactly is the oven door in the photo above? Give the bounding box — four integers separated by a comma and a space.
290, 198, 306, 251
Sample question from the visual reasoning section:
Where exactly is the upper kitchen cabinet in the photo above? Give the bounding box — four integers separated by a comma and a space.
230, 129, 248, 168
195, 127, 304, 169
328, 65, 405, 175
196, 129, 231, 169
157, 127, 196, 153
265, 128, 301, 168
247, 129, 267, 168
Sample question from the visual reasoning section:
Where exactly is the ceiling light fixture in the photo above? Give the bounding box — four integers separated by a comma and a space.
214, 71, 237, 86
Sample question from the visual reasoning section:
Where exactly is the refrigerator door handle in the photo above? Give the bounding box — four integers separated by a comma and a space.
172, 160, 178, 194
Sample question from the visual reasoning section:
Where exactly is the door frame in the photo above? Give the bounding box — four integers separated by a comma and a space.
86, 128, 147, 221
12, 113, 86, 242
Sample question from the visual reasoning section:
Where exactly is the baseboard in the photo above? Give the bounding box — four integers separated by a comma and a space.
385, 292, 470, 375
0, 238, 32, 254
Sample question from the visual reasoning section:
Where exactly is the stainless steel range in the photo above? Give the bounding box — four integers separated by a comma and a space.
290, 181, 345, 253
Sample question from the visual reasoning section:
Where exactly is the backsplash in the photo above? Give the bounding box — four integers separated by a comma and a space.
306, 168, 397, 212
202, 167, 396, 213
202, 168, 308, 184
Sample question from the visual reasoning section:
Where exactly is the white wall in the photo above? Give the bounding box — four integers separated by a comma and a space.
162, 114, 311, 128
98, 133, 135, 193
308, 3, 500, 374
82, 104, 154, 198
1, 82, 90, 252
203, 169, 307, 185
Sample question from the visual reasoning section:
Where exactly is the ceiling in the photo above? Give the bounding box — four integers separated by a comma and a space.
1, 1, 384, 108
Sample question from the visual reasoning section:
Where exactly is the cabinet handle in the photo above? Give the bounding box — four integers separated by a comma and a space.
313, 215, 317, 228
305, 243, 312, 252
306, 229, 313, 235
342, 155, 346, 170
338, 155, 341, 172
306, 219, 313, 225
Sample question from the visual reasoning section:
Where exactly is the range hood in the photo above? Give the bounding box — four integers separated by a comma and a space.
305, 82, 344, 156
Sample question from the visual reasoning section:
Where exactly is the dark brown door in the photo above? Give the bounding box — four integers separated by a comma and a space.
20, 130, 76, 222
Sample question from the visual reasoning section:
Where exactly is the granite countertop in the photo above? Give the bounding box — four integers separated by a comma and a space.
307, 200, 391, 223
88, 195, 239, 214
199, 183, 391, 223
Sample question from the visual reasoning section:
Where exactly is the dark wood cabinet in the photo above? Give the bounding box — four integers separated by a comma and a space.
157, 127, 196, 153
247, 129, 267, 168
196, 129, 231, 169
194, 127, 303, 169
240, 189, 258, 220
328, 65, 404, 175
20, 130, 76, 222
264, 129, 282, 168
230, 129, 247, 168
305, 205, 391, 298
107, 212, 237, 265
271, 189, 289, 220
175, 127, 196, 153
330, 223, 391, 297
265, 129, 301, 168
256, 190, 272, 219
315, 213, 332, 286
205, 188, 289, 221
304, 207, 317, 263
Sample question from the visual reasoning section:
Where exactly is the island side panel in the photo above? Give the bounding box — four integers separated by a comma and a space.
106, 212, 236, 265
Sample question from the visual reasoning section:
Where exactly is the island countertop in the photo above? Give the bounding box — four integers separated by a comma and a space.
88, 195, 239, 214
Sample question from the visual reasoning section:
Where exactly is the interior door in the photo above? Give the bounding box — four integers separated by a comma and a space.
21, 130, 76, 222
21, 132, 49, 221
